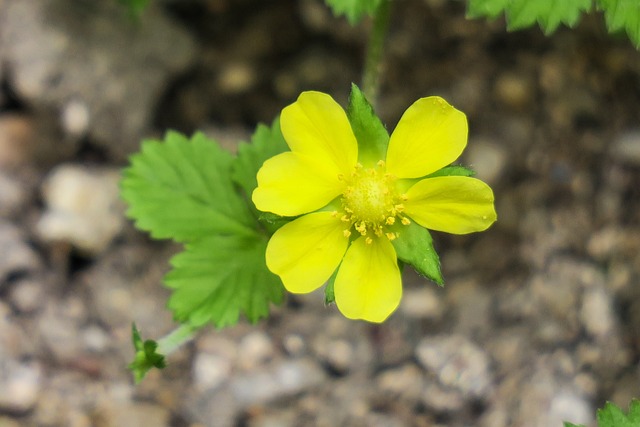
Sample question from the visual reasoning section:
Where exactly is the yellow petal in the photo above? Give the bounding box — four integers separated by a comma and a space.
253, 152, 344, 216
386, 97, 467, 178
266, 212, 349, 294
334, 237, 401, 323
404, 176, 497, 234
281, 91, 358, 177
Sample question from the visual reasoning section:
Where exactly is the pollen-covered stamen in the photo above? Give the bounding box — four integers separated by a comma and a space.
339, 160, 411, 242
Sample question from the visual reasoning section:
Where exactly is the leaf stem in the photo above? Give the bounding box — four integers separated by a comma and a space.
156, 323, 198, 356
362, 0, 392, 108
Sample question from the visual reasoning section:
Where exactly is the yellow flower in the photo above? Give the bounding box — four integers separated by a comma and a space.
253, 91, 496, 322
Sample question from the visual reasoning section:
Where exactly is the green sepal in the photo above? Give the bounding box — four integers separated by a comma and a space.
257, 212, 294, 235
128, 323, 166, 384
164, 234, 284, 328
425, 164, 476, 178
324, 269, 338, 305
324, 0, 382, 25
391, 222, 443, 286
347, 83, 389, 167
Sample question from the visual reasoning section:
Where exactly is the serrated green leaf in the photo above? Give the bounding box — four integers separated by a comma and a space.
391, 222, 443, 286
325, 0, 382, 25
597, 400, 640, 427
128, 323, 166, 384
598, 0, 640, 48
348, 83, 390, 166
121, 131, 256, 242
466, 0, 591, 34
164, 234, 284, 328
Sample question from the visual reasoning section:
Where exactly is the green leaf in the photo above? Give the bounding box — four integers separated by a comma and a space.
597, 0, 640, 48
121, 131, 256, 242
391, 222, 443, 286
325, 0, 382, 25
466, 0, 591, 34
164, 234, 284, 328
597, 400, 640, 427
128, 323, 166, 384
117, 0, 151, 16
564, 399, 640, 427
232, 119, 289, 205
348, 83, 390, 166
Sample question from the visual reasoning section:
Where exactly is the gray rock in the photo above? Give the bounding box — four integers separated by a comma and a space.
464, 138, 508, 185
8, 276, 46, 314
193, 352, 232, 392
37, 164, 124, 255
312, 336, 354, 374
0, 221, 42, 289
416, 334, 493, 401
399, 287, 444, 320
230, 359, 326, 406
38, 297, 86, 362
611, 130, 640, 166
580, 287, 616, 339
0, 171, 31, 218
99, 402, 170, 427
81, 243, 175, 335
1, 0, 196, 158
376, 364, 424, 402
0, 358, 42, 414
238, 331, 275, 371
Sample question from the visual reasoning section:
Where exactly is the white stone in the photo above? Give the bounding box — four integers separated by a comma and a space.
37, 164, 124, 255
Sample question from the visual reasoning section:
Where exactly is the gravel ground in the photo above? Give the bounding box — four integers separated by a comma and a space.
1, 0, 640, 426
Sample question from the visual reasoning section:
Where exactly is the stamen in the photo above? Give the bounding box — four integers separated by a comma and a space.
331, 211, 338, 218
376, 160, 385, 168
385, 217, 395, 225
401, 217, 411, 225
386, 232, 397, 241
343, 229, 352, 238
365, 237, 373, 245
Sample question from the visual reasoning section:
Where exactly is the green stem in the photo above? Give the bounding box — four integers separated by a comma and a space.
157, 323, 198, 356
362, 0, 392, 108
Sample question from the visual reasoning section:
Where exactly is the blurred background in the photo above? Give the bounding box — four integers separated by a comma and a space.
1, 0, 639, 426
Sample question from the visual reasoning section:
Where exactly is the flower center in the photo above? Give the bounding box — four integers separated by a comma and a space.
337, 161, 410, 243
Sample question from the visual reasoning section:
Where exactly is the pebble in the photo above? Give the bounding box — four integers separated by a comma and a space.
611, 130, 640, 166
230, 358, 326, 406
1, 0, 196, 158
193, 352, 232, 391
0, 171, 31, 218
36, 164, 124, 255
7, 276, 46, 314
464, 138, 508, 185
0, 221, 42, 289
399, 287, 444, 320
494, 72, 533, 110
580, 287, 615, 339
0, 359, 42, 414
37, 297, 86, 362
416, 334, 493, 400
376, 364, 424, 402
238, 331, 275, 370
0, 115, 36, 169
99, 402, 171, 427
312, 336, 354, 374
